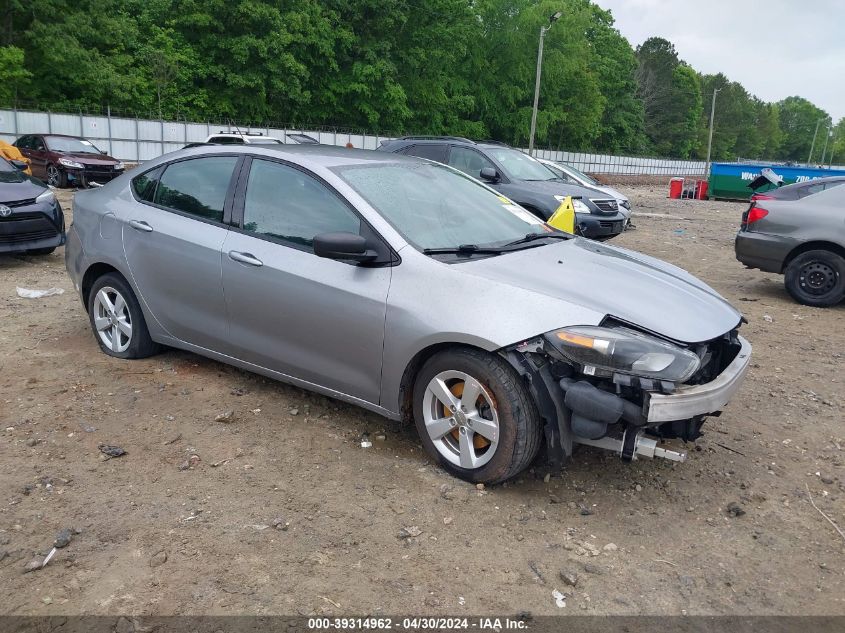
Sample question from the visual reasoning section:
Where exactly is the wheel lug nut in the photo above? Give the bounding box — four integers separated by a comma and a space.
450, 405, 456, 412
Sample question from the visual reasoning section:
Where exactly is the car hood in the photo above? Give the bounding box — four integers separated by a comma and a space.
57, 153, 119, 165
460, 238, 742, 344
512, 179, 614, 200
594, 184, 627, 202
0, 173, 47, 202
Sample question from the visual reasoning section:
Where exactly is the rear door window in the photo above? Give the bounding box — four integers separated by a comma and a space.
403, 144, 448, 163
208, 136, 243, 145
153, 157, 238, 223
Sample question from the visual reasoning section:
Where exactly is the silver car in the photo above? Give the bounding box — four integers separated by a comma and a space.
735, 183, 845, 307
65, 145, 751, 484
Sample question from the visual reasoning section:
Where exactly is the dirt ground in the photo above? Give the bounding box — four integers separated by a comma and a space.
1, 184, 843, 617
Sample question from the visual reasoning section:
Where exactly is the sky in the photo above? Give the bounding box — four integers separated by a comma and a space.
593, 0, 845, 122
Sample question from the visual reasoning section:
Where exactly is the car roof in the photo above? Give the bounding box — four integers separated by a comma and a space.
383, 136, 514, 150
164, 143, 421, 170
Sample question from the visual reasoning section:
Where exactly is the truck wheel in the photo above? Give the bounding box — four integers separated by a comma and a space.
413, 347, 541, 484
784, 250, 845, 307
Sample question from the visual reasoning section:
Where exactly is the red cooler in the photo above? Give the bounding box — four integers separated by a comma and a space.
668, 177, 684, 199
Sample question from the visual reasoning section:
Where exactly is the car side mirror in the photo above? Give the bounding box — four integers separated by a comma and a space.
313, 232, 378, 263
101, 150, 108, 155
10, 159, 28, 171
480, 167, 500, 182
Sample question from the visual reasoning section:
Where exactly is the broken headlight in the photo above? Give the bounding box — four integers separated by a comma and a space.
544, 326, 700, 383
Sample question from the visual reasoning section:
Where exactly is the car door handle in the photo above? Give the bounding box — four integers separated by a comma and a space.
228, 251, 263, 267
128, 220, 153, 233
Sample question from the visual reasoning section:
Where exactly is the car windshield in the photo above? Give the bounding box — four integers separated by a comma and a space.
335, 161, 547, 251
0, 156, 25, 183
485, 148, 558, 181
46, 136, 103, 154
560, 164, 598, 185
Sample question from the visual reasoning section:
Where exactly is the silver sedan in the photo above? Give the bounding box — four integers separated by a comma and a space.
66, 145, 750, 483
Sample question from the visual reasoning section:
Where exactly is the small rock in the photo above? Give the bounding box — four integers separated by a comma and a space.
543, 473, 551, 483
602, 543, 618, 552
98, 444, 126, 458
24, 558, 42, 573
635, 484, 643, 492
559, 570, 578, 587
231, 387, 248, 396
149, 551, 167, 567
726, 501, 746, 517
289, 408, 299, 416
424, 595, 441, 607
582, 563, 604, 575
476, 483, 485, 491
375, 433, 386, 441
548, 494, 562, 504
26, 438, 38, 447
398, 526, 422, 539
54, 528, 73, 548
763, 314, 773, 323
41, 596, 52, 605
578, 503, 593, 516
820, 473, 835, 485
440, 484, 457, 500
443, 517, 453, 525
272, 518, 290, 531
215, 410, 235, 423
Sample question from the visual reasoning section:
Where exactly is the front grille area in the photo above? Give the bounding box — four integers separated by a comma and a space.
0, 229, 57, 244
688, 331, 742, 385
591, 198, 619, 213
0, 212, 59, 245
5, 198, 37, 208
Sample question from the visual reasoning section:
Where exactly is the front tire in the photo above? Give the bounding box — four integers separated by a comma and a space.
46, 164, 67, 188
784, 250, 845, 307
413, 347, 541, 484
87, 273, 159, 359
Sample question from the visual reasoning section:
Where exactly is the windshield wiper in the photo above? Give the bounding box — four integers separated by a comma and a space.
504, 232, 573, 247
423, 244, 507, 256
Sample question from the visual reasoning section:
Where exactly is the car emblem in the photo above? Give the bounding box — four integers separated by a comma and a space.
0, 205, 12, 218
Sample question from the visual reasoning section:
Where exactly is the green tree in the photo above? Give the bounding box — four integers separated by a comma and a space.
0, 45, 30, 105
777, 96, 830, 162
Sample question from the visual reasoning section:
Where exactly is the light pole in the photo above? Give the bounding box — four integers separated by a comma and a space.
820, 122, 832, 165
808, 118, 824, 165
528, 11, 562, 156
705, 87, 720, 178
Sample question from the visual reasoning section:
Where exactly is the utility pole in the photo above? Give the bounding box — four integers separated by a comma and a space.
705, 87, 720, 178
808, 118, 823, 165
820, 121, 832, 165
528, 11, 562, 156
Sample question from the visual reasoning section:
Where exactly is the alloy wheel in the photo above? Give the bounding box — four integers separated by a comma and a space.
93, 286, 133, 353
422, 370, 500, 469
47, 165, 60, 187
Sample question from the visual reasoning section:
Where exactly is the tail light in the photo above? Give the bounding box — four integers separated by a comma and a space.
741, 203, 769, 229
751, 193, 775, 201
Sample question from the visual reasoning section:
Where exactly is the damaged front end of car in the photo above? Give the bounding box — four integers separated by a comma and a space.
503, 318, 751, 470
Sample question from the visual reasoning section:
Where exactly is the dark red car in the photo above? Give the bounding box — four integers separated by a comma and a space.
13, 134, 125, 188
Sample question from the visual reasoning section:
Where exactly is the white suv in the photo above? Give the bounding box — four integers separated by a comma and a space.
204, 132, 283, 145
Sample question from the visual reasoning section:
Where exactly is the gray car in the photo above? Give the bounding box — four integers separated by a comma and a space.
735, 184, 845, 307
66, 145, 751, 484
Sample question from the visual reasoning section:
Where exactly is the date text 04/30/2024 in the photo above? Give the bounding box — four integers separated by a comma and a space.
307, 617, 528, 630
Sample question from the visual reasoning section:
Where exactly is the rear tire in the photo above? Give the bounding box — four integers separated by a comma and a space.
413, 347, 541, 484
784, 250, 845, 307
87, 272, 160, 359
